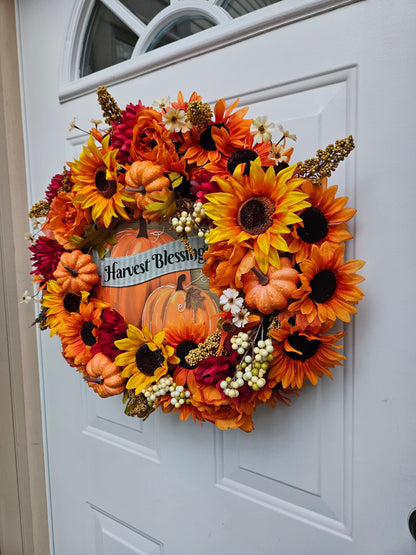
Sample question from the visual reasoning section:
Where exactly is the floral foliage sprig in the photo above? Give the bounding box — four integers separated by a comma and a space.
26, 87, 364, 432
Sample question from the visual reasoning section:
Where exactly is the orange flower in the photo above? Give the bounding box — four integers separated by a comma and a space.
202, 242, 255, 295
164, 318, 207, 387
45, 192, 92, 250
269, 321, 346, 389
182, 97, 252, 167
130, 108, 172, 162
288, 178, 356, 263
59, 301, 105, 367
289, 242, 365, 324
204, 159, 310, 273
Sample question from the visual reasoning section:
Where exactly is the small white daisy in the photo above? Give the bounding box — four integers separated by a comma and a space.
162, 108, 187, 133
250, 116, 275, 144
268, 143, 290, 164
219, 288, 244, 314
20, 290, 32, 304
278, 124, 297, 142
232, 308, 250, 328
152, 96, 171, 110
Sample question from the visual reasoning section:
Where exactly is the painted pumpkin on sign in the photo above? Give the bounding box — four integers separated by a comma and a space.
142, 274, 218, 335
94, 219, 190, 327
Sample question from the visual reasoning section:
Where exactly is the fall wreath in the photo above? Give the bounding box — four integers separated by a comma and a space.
27, 88, 364, 432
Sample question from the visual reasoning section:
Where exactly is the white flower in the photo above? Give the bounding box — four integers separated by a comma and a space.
162, 108, 188, 133
90, 118, 103, 126
268, 143, 290, 163
20, 290, 32, 304
152, 96, 171, 110
219, 288, 244, 314
250, 116, 275, 144
278, 124, 297, 142
24, 232, 35, 243
232, 308, 250, 328
68, 117, 77, 132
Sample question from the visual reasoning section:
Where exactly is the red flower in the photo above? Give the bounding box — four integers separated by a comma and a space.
195, 350, 238, 387
29, 236, 65, 281
45, 172, 70, 202
111, 101, 143, 164
91, 308, 127, 360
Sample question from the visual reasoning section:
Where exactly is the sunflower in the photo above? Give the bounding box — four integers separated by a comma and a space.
203, 126, 275, 180
58, 301, 105, 367
269, 321, 346, 389
288, 178, 356, 263
70, 134, 133, 228
289, 242, 365, 324
114, 326, 179, 395
164, 318, 207, 387
182, 97, 252, 167
42, 279, 91, 336
204, 159, 310, 273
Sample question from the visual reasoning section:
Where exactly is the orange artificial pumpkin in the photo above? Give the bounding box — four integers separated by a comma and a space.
142, 274, 218, 335
125, 160, 170, 213
53, 250, 99, 293
242, 258, 299, 314
84, 353, 126, 397
94, 219, 190, 327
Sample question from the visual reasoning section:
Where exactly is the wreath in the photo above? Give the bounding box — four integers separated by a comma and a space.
27, 88, 364, 432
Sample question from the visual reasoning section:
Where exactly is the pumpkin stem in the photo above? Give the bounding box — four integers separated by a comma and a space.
176, 274, 187, 291
83, 376, 104, 385
251, 266, 269, 286
137, 218, 148, 239
64, 265, 79, 278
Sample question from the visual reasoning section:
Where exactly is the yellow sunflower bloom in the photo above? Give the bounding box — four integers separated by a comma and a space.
203, 159, 310, 273
114, 326, 179, 394
70, 134, 134, 228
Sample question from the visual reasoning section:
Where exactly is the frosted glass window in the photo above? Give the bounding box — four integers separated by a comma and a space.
80, 1, 138, 77
220, 0, 281, 18
145, 16, 216, 52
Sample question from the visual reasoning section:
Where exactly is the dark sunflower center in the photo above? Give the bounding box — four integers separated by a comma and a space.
237, 195, 274, 235
297, 207, 329, 244
227, 149, 258, 175
80, 321, 97, 346
176, 340, 198, 369
309, 269, 337, 303
135, 344, 164, 376
286, 331, 321, 361
199, 123, 227, 151
95, 169, 117, 198
63, 293, 81, 313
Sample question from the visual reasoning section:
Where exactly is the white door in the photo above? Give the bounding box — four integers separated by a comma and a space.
17, 0, 416, 553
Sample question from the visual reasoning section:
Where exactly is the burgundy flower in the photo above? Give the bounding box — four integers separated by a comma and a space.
91, 308, 127, 360
195, 350, 238, 387
111, 101, 143, 164
45, 172, 70, 202
29, 236, 65, 281
190, 170, 219, 204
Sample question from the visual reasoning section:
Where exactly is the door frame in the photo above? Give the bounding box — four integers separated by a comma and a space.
0, 1, 49, 553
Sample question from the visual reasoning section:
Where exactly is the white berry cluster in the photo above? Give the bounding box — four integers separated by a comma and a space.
143, 375, 174, 405
169, 383, 192, 409
221, 336, 274, 396
171, 203, 206, 236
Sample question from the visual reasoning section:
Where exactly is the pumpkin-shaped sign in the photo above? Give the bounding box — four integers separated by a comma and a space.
142, 274, 218, 335
95, 219, 190, 327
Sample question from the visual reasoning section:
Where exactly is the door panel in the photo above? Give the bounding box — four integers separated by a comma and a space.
16, 0, 416, 553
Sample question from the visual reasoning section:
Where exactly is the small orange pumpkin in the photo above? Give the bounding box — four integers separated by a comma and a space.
125, 160, 170, 213
94, 219, 190, 327
84, 353, 126, 398
53, 250, 99, 293
142, 274, 218, 335
242, 258, 299, 314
